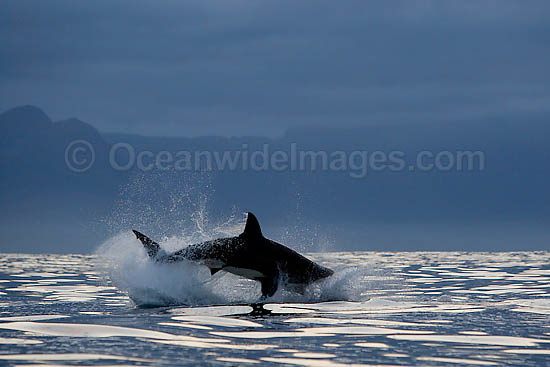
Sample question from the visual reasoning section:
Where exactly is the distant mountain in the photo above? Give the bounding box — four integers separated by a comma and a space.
0, 106, 118, 193
0, 105, 52, 132
54, 118, 105, 144
0, 106, 130, 253
1, 105, 549, 253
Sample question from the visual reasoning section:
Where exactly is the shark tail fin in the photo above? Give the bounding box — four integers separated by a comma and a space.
132, 230, 160, 258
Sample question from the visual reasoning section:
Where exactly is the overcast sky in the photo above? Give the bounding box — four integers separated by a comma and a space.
1, 1, 549, 136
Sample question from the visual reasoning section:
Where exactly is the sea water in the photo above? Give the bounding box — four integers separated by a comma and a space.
1, 245, 549, 366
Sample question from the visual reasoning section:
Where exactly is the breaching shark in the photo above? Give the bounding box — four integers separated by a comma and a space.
132, 212, 334, 298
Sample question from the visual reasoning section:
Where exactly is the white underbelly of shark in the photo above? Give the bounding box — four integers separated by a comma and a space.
223, 266, 265, 279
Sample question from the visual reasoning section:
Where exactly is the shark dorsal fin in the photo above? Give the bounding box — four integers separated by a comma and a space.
243, 212, 263, 238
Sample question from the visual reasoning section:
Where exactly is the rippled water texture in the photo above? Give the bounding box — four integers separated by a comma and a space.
1, 251, 549, 366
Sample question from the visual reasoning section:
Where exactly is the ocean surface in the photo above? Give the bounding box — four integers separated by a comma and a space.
1, 249, 549, 366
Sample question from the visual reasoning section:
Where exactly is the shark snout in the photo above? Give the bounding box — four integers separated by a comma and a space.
320, 266, 334, 279
310, 265, 334, 281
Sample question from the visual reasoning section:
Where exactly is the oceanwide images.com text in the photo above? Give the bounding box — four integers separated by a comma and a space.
65, 141, 485, 178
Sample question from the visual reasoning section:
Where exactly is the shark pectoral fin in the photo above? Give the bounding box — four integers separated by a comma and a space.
260, 275, 279, 298
210, 268, 221, 276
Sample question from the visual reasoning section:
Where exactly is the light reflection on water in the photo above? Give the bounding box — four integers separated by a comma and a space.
0, 252, 549, 366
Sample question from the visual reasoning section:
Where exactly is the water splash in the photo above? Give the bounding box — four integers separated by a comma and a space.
95, 172, 381, 307
102, 170, 226, 241
96, 230, 380, 307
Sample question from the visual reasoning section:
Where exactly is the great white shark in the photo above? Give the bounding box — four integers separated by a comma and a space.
132, 212, 334, 298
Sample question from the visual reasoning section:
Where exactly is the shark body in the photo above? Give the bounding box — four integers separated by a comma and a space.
132, 212, 334, 298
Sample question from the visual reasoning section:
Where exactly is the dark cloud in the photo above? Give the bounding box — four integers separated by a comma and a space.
1, 1, 549, 136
